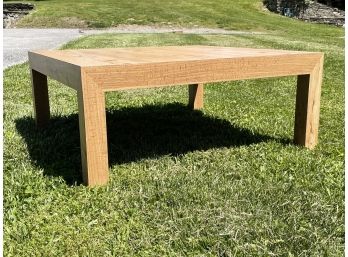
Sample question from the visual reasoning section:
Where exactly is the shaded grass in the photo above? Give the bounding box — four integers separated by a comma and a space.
4, 33, 344, 256
15, 103, 286, 185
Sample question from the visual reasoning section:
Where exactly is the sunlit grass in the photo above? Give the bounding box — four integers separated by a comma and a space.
4, 31, 343, 256
7, 0, 342, 39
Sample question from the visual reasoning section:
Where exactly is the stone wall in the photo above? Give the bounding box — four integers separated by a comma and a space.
301, 1, 344, 25
263, 0, 308, 16
264, 0, 345, 26
3, 3, 34, 28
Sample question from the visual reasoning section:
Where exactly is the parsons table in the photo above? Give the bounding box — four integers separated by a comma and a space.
28, 46, 324, 186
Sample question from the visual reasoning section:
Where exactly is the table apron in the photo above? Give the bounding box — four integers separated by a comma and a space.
83, 55, 321, 91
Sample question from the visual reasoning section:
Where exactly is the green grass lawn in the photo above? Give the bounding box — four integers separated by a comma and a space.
5, 0, 341, 38
11, 0, 275, 29
4, 30, 344, 255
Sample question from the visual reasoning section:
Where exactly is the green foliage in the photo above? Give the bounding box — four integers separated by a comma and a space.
4, 30, 344, 256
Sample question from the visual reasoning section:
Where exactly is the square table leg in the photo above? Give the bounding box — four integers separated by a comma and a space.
77, 76, 109, 186
294, 57, 324, 149
31, 69, 50, 128
188, 83, 204, 110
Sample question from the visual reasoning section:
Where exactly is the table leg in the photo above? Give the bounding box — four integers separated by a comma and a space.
31, 69, 50, 128
294, 57, 324, 149
77, 77, 109, 186
188, 83, 204, 110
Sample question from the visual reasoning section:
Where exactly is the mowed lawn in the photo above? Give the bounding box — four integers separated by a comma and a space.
4, 30, 344, 256
5, 0, 342, 36
9, 0, 285, 29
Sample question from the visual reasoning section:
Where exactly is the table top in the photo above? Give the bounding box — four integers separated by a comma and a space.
29, 45, 320, 68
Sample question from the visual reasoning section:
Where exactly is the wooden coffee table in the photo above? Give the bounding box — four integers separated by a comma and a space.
28, 46, 324, 186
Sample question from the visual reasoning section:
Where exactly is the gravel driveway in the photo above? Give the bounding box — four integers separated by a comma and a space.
4, 26, 264, 69
4, 29, 84, 69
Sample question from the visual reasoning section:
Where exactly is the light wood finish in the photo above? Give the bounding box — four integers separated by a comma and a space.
189, 83, 204, 109
28, 52, 81, 90
28, 46, 324, 186
29, 46, 323, 91
294, 55, 324, 149
31, 69, 50, 128
77, 71, 109, 186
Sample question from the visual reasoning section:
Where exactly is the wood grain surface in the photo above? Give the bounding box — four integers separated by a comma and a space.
28, 46, 324, 186
29, 46, 323, 90
294, 55, 324, 149
188, 83, 204, 109
31, 69, 50, 128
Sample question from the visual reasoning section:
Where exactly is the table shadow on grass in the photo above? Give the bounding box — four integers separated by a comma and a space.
15, 103, 290, 185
